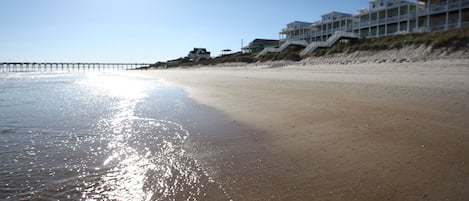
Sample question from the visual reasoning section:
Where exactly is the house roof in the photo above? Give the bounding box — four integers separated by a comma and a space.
321, 11, 353, 17
189, 48, 210, 54
251, 39, 279, 43
242, 39, 279, 50
287, 21, 314, 26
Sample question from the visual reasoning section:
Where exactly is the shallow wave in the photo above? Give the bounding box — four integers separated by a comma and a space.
0, 73, 231, 200
77, 73, 229, 200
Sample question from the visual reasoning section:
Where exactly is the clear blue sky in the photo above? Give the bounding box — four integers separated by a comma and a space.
0, 0, 369, 63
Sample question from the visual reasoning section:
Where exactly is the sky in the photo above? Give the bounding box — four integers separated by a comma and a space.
0, 0, 370, 63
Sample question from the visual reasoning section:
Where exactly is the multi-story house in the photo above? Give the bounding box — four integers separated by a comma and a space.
262, 0, 469, 56
279, 13, 355, 43
280, 21, 313, 42
355, 0, 420, 37
417, 0, 469, 31
309, 12, 356, 42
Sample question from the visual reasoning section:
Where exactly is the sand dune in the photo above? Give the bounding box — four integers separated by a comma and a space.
136, 60, 469, 200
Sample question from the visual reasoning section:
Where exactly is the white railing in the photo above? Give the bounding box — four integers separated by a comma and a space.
310, 28, 346, 37
424, 0, 469, 15
427, 21, 468, 31
387, 16, 399, 23
257, 40, 309, 57
300, 31, 359, 56
369, 19, 378, 26
257, 47, 278, 56
358, 13, 415, 29
283, 33, 311, 41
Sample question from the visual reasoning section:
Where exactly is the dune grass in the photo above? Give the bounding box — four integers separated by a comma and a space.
312, 27, 469, 56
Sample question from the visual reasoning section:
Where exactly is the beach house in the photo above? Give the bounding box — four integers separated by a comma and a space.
355, 0, 420, 37
259, 0, 469, 56
279, 12, 356, 43
309, 12, 357, 42
262, 13, 358, 57
187, 48, 211, 61
279, 21, 314, 42
242, 39, 280, 53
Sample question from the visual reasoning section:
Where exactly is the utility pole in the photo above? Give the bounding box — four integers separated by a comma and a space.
241, 38, 243, 53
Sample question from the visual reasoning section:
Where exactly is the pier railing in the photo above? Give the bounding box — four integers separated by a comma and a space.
0, 62, 153, 72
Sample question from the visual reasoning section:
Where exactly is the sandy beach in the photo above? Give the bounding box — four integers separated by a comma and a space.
135, 59, 469, 200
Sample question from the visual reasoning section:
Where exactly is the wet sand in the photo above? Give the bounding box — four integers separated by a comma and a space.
136, 60, 469, 200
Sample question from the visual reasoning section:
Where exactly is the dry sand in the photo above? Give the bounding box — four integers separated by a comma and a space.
136, 60, 469, 201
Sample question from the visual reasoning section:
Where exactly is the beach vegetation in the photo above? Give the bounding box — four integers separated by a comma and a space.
257, 45, 303, 62
154, 27, 469, 68
207, 52, 256, 64
311, 27, 469, 56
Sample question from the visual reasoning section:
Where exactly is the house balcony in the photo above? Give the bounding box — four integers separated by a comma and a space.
357, 13, 416, 28
280, 29, 293, 34
281, 27, 312, 34
309, 26, 354, 37
311, 30, 334, 37
281, 28, 296, 33
281, 26, 354, 42
426, 21, 469, 31
421, 0, 469, 15
280, 33, 311, 42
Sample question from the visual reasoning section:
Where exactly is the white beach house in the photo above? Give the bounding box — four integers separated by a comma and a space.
311, 12, 356, 41
260, 0, 469, 56
279, 21, 314, 42
355, 0, 420, 37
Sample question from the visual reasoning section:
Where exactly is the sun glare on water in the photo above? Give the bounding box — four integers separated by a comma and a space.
75, 73, 214, 200
78, 72, 153, 101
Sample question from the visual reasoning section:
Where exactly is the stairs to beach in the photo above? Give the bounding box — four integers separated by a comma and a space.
257, 40, 309, 57
300, 31, 359, 56
256, 31, 359, 58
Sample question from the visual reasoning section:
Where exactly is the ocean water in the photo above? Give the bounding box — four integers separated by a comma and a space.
0, 72, 229, 200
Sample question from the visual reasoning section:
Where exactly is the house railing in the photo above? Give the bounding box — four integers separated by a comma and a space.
300, 31, 359, 56
310, 27, 353, 37
421, 0, 469, 15
283, 25, 356, 42
357, 13, 416, 28
425, 21, 469, 31
257, 40, 309, 57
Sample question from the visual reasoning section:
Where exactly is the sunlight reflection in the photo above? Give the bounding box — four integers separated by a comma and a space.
77, 73, 217, 200
78, 73, 155, 200
77, 72, 153, 101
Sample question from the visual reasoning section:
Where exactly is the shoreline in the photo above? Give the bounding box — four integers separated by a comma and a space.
134, 59, 469, 200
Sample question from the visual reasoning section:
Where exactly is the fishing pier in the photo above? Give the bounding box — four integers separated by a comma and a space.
0, 62, 153, 72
